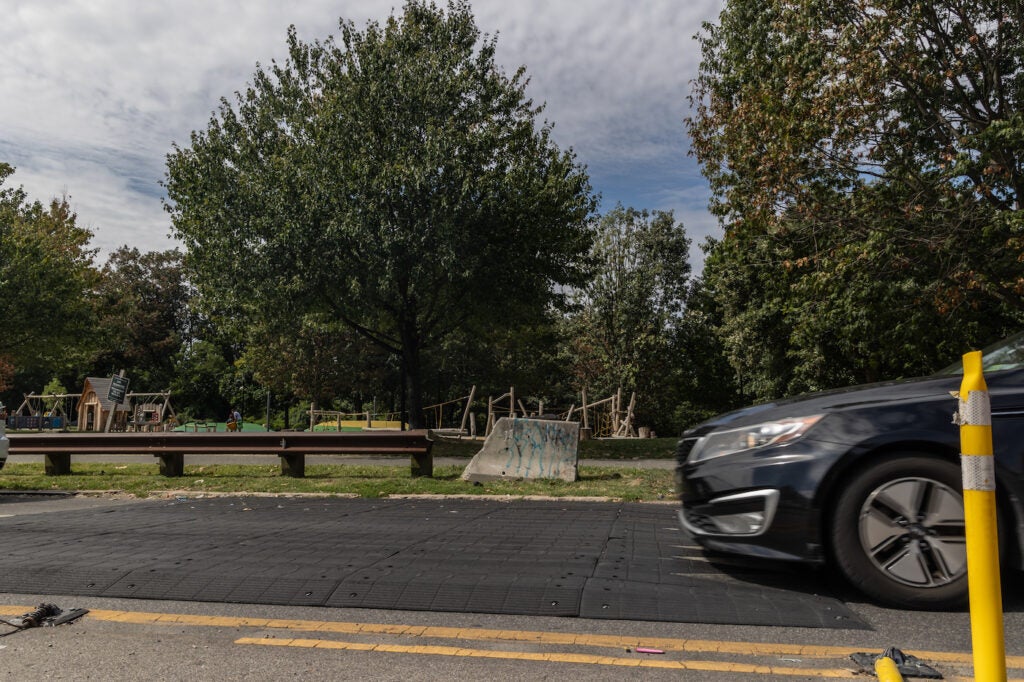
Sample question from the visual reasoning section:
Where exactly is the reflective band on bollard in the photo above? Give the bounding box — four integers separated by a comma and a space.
958, 350, 1006, 682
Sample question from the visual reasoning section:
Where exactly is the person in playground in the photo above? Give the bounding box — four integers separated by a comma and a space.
227, 407, 242, 432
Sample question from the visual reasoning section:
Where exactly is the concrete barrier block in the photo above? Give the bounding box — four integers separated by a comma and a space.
461, 418, 579, 482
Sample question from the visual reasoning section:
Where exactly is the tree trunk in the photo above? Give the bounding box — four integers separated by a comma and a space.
401, 322, 425, 429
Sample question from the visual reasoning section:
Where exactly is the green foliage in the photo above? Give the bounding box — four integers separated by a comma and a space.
171, 340, 232, 419
41, 377, 67, 410
566, 205, 690, 387
92, 247, 191, 391
668, 277, 743, 427
164, 1, 596, 426
561, 205, 735, 433
42, 377, 67, 396
687, 0, 1024, 401
245, 313, 393, 407
0, 163, 99, 397
427, 308, 573, 412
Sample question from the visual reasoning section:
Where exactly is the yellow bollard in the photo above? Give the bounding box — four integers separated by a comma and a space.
958, 350, 1006, 681
874, 656, 904, 682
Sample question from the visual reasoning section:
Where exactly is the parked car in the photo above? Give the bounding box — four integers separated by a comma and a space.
676, 332, 1024, 609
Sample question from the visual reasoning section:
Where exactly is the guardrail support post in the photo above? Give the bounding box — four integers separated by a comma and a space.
158, 453, 184, 477
280, 454, 305, 478
44, 453, 71, 475
411, 451, 432, 478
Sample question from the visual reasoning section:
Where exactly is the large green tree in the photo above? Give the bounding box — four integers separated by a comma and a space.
564, 206, 697, 433
91, 247, 191, 391
0, 162, 98, 395
687, 0, 1024, 400
164, 1, 595, 426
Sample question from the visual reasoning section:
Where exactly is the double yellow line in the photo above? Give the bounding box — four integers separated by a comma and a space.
5, 604, 1021, 678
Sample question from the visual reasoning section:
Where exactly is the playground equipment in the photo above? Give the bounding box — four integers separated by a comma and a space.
76, 377, 176, 432
482, 387, 638, 439
125, 391, 176, 432
9, 392, 80, 430
308, 384, 640, 440
562, 388, 637, 439
308, 387, 478, 435
424, 386, 476, 438
308, 406, 404, 431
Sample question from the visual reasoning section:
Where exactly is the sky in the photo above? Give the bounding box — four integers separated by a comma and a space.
0, 0, 725, 271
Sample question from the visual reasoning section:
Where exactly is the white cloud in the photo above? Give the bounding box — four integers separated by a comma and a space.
0, 0, 725, 266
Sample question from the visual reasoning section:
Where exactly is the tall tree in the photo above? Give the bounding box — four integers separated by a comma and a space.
164, 1, 595, 426
564, 206, 694, 432
0, 162, 98, 395
92, 247, 191, 391
687, 0, 1024, 400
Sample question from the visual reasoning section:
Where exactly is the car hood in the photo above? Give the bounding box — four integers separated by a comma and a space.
686, 373, 962, 436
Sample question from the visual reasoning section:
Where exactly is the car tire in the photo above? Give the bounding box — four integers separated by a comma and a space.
831, 455, 971, 610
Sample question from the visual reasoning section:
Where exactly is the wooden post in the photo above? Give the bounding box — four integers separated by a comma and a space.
509, 386, 515, 419
105, 370, 126, 433
614, 387, 622, 433
266, 390, 272, 433
581, 389, 589, 430
459, 386, 476, 435
486, 396, 494, 437
621, 392, 637, 437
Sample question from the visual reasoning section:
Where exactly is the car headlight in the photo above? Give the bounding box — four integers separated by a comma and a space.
687, 415, 823, 463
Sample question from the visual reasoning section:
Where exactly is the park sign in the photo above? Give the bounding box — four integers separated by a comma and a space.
108, 374, 129, 404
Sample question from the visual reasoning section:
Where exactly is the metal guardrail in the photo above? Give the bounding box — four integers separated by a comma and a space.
7, 430, 434, 478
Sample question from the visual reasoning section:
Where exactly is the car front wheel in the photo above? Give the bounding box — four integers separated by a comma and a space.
831, 455, 971, 609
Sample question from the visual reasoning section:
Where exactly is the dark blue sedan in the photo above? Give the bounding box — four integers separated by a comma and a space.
677, 332, 1024, 609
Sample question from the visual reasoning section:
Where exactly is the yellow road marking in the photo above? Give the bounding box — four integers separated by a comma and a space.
234, 636, 861, 676
4, 603, 1022, 674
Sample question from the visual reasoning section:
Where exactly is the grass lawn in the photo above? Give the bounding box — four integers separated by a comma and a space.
0, 438, 680, 502
432, 436, 678, 459
0, 463, 676, 502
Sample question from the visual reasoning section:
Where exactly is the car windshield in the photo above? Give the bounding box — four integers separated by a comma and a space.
937, 331, 1024, 375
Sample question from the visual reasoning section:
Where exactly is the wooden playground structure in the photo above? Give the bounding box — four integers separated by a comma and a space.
423, 386, 639, 440
307, 407, 404, 432
8, 392, 79, 430
305, 385, 640, 440
9, 384, 176, 433
483, 386, 637, 439
123, 391, 177, 432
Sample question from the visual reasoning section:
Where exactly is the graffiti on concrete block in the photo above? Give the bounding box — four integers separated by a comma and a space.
461, 418, 580, 483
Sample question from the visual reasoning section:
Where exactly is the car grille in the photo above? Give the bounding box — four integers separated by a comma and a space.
675, 437, 698, 465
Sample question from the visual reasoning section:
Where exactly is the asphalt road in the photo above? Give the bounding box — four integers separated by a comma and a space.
0, 492, 1021, 680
